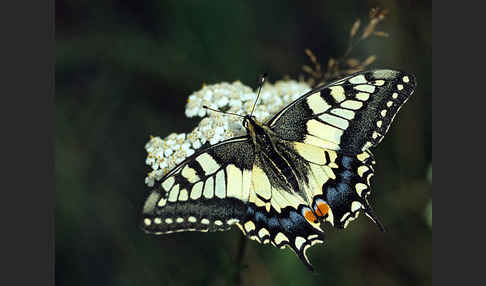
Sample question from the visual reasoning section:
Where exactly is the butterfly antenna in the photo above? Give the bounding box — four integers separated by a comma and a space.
250, 73, 267, 116
203, 105, 245, 118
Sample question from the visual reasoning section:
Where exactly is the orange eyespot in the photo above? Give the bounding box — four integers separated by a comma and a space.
302, 207, 318, 223
314, 199, 330, 217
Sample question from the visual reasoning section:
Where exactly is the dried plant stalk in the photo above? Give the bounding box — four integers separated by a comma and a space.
302, 7, 389, 86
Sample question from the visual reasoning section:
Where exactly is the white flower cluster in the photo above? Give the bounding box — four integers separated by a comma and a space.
144, 79, 311, 187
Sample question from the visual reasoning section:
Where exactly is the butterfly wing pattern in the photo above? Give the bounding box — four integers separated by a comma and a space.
141, 137, 326, 269
268, 70, 415, 153
142, 137, 255, 234
141, 69, 416, 271
267, 70, 416, 229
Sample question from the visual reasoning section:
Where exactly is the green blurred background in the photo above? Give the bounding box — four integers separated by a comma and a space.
56, 1, 431, 285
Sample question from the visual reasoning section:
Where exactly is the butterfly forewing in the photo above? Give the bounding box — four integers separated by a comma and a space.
142, 137, 254, 234
268, 70, 416, 153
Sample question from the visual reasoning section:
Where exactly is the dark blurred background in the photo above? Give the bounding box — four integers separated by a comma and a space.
56, 1, 431, 285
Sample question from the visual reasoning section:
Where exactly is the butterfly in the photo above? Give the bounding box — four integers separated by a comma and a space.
141, 69, 416, 271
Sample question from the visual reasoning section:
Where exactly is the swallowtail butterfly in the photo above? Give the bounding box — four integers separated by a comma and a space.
141, 69, 416, 270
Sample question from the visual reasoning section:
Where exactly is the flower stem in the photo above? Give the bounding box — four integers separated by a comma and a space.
234, 234, 247, 286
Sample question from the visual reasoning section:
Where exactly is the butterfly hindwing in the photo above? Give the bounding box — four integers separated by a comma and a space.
268, 70, 416, 153
233, 147, 327, 270
236, 203, 325, 271
141, 137, 255, 234
284, 141, 379, 230
314, 150, 378, 229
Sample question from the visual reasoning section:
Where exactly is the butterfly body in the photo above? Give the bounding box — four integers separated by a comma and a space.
245, 116, 305, 199
141, 70, 416, 270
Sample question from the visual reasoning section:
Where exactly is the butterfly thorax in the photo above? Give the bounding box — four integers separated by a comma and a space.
244, 115, 305, 196
244, 115, 273, 150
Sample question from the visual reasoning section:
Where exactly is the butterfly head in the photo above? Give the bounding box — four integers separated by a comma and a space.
243, 115, 262, 130
243, 115, 268, 144
242, 115, 254, 129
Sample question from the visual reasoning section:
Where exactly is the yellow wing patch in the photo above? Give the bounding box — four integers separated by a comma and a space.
292, 141, 328, 165
306, 119, 344, 146
249, 163, 307, 213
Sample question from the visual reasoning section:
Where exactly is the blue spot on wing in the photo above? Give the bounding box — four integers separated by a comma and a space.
289, 210, 304, 223
336, 180, 351, 194
254, 210, 267, 224
341, 155, 354, 169
279, 217, 293, 232
268, 217, 280, 228
340, 170, 354, 183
